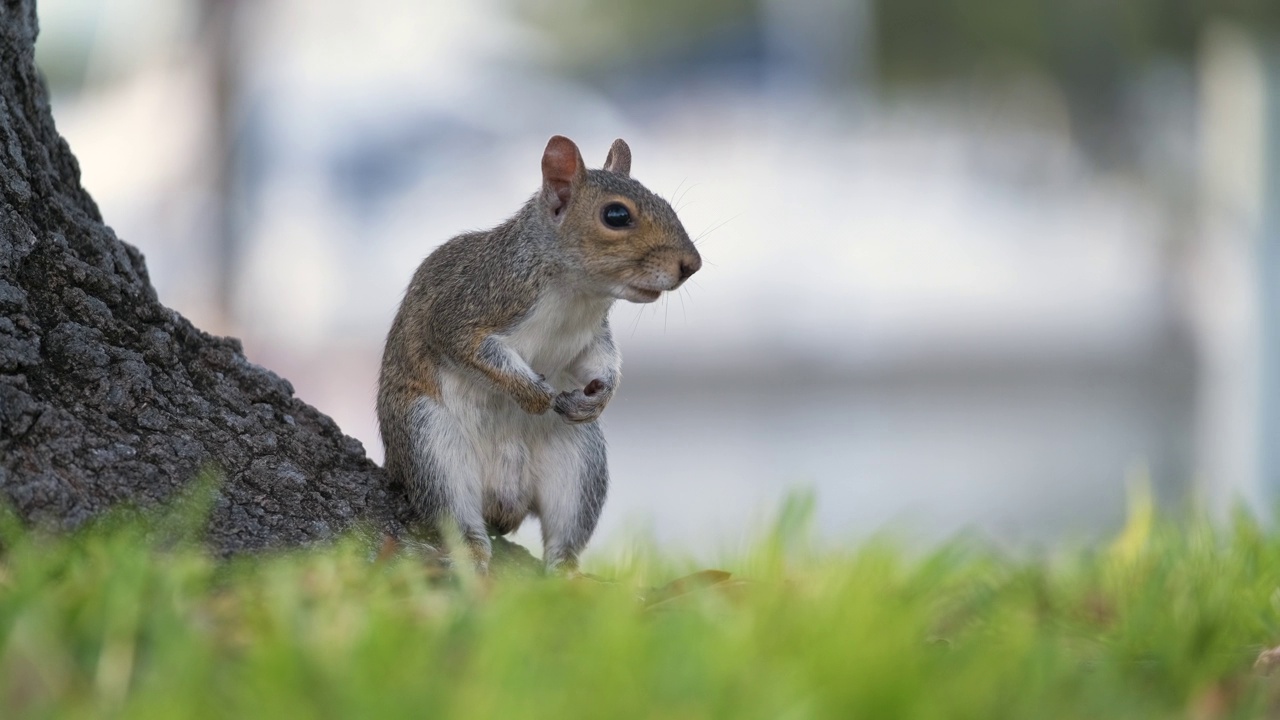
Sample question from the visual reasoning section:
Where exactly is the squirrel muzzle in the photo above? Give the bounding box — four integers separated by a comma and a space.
541, 136, 703, 304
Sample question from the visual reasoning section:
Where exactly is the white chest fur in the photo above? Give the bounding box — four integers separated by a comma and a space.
423, 288, 613, 529
501, 289, 612, 386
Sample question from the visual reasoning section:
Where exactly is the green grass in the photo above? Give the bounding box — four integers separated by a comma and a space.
3, 493, 1280, 719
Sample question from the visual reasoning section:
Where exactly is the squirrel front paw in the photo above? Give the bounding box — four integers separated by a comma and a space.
515, 379, 557, 415
553, 379, 612, 424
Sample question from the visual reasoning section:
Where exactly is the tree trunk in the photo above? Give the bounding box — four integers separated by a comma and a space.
0, 0, 413, 554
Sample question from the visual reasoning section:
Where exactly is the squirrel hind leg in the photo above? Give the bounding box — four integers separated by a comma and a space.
403, 395, 494, 571
404, 470, 448, 527
535, 423, 609, 573
461, 529, 493, 574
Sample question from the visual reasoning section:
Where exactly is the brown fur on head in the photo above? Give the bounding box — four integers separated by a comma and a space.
540, 135, 701, 303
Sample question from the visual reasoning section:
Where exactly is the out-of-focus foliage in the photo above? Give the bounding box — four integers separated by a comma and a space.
875, 0, 1280, 95
512, 0, 1280, 84
5, 498, 1280, 718
507, 0, 762, 77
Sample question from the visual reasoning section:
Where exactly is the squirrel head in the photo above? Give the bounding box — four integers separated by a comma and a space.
539, 135, 701, 303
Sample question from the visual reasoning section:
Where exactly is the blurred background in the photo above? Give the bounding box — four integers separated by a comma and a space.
32, 0, 1280, 556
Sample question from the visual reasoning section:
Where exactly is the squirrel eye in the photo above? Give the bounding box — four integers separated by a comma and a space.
602, 203, 632, 228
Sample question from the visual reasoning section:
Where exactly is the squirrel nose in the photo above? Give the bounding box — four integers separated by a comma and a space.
678, 254, 701, 282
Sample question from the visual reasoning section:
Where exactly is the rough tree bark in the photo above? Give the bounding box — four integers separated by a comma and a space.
0, 0, 420, 554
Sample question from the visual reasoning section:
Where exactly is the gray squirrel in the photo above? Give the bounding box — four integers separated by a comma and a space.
377, 135, 701, 573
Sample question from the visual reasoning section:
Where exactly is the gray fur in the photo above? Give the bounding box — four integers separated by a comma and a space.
377, 136, 700, 573
542, 422, 609, 570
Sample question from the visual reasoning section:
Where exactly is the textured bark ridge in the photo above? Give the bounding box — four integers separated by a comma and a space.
0, 1, 415, 554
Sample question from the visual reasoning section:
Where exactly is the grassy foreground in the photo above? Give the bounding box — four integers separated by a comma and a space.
3, 496, 1280, 719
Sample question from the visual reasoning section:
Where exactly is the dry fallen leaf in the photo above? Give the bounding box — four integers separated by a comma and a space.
643, 570, 739, 611
1256, 645, 1280, 675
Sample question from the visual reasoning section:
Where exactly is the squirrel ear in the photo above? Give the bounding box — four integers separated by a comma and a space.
541, 135, 586, 214
603, 138, 631, 176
